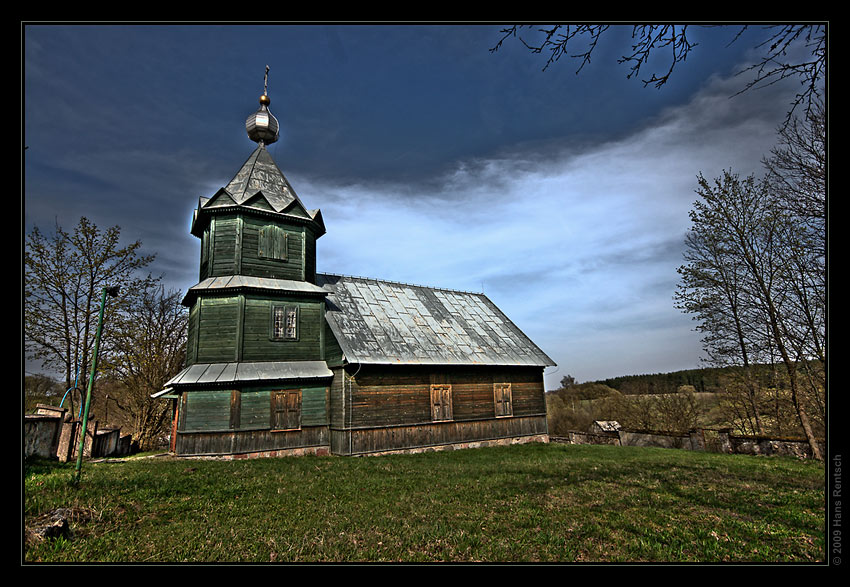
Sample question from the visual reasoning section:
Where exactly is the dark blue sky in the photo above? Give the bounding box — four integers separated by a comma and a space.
23, 24, 815, 386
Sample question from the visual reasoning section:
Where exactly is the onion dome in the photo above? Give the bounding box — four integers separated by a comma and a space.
245, 65, 280, 146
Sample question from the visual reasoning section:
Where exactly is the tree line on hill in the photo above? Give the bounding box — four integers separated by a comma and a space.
548, 359, 824, 443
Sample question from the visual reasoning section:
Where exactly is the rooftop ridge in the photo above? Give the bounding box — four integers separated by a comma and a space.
317, 272, 483, 296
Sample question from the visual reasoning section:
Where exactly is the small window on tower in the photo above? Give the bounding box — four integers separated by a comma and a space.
272, 305, 299, 340
259, 225, 288, 261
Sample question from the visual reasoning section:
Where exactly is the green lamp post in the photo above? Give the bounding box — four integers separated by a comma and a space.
73, 285, 120, 484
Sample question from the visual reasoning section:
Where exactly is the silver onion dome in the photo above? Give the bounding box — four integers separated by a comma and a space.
245, 66, 280, 146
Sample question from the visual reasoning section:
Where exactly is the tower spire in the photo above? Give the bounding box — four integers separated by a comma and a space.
245, 65, 280, 146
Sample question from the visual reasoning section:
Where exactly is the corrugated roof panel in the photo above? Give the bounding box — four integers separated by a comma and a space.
197, 363, 227, 384
317, 273, 555, 367
165, 361, 333, 390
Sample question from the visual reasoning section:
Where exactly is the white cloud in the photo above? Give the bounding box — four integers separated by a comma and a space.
307, 73, 797, 386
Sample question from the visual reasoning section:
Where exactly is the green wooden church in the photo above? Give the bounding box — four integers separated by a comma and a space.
157, 76, 555, 457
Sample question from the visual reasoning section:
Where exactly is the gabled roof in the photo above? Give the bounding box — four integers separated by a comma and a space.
317, 273, 555, 368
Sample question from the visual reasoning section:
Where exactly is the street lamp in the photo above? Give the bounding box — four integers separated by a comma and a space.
73, 285, 120, 484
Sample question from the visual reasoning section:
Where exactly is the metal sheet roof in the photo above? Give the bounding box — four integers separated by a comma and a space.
183, 275, 328, 305
165, 360, 333, 387
317, 273, 555, 367
191, 145, 326, 238
221, 145, 303, 213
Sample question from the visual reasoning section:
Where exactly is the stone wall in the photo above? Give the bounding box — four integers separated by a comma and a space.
24, 414, 63, 459
556, 426, 821, 459
715, 429, 822, 459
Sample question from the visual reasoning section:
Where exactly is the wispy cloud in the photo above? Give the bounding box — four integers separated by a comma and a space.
302, 73, 795, 385
24, 25, 804, 387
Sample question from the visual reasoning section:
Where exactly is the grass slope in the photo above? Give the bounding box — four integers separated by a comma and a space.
24, 443, 825, 563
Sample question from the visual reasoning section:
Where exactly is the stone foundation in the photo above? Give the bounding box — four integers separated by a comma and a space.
357, 433, 550, 457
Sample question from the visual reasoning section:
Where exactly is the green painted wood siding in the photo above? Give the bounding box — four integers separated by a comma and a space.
186, 301, 200, 365
182, 390, 233, 432
188, 294, 324, 365
239, 217, 308, 281
210, 216, 239, 276
301, 385, 329, 426
240, 389, 272, 430
181, 386, 328, 434
195, 296, 240, 363
242, 296, 323, 362
199, 214, 318, 283
323, 321, 344, 367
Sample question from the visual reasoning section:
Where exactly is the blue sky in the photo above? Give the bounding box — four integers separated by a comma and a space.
23, 24, 815, 388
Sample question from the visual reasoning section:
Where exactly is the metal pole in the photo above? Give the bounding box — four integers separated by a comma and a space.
73, 286, 119, 484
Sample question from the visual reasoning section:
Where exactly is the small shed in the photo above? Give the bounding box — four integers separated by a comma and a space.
591, 420, 622, 434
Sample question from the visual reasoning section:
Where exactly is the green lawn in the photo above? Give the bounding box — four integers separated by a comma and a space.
23, 443, 826, 563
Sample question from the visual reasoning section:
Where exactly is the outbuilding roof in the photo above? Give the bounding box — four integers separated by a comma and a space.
318, 273, 555, 367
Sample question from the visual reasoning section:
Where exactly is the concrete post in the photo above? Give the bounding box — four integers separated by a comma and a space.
689, 428, 706, 451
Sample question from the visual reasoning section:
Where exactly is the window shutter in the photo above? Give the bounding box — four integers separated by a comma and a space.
259, 225, 287, 261
430, 384, 453, 421
495, 383, 512, 417
287, 390, 302, 429
272, 390, 301, 430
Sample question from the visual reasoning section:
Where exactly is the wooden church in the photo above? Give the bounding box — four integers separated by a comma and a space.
157, 73, 555, 457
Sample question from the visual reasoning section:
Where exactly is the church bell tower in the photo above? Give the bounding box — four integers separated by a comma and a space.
162, 67, 333, 457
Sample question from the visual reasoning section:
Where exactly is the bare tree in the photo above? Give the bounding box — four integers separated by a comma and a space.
25, 217, 157, 408
101, 283, 187, 450
678, 170, 823, 458
491, 24, 825, 123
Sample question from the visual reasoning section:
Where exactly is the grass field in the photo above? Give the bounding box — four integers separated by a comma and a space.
23, 443, 826, 563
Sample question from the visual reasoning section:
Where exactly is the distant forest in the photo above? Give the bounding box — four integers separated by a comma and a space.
570, 363, 805, 396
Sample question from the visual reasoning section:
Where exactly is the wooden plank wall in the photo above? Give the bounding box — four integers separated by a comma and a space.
239, 216, 307, 281
191, 295, 324, 364
176, 426, 329, 457
176, 385, 330, 457
350, 365, 546, 427
330, 364, 548, 455
242, 295, 323, 361
341, 416, 547, 456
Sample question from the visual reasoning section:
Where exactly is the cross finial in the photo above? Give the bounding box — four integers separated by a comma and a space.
246, 65, 279, 145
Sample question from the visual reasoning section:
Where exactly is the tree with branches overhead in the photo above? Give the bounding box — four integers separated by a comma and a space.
676, 161, 824, 458
491, 24, 825, 124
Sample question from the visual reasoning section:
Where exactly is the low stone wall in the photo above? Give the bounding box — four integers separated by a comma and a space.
562, 431, 620, 446
557, 426, 820, 459
618, 430, 691, 450
715, 429, 822, 459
